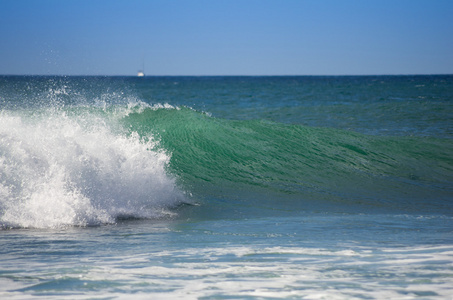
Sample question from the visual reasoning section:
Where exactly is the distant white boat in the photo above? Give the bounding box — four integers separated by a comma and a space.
138, 56, 145, 76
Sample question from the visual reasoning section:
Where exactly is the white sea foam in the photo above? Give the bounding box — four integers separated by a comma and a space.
76, 245, 453, 299
0, 109, 185, 229
1, 244, 452, 299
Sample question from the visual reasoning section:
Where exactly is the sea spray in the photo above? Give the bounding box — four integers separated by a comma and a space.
0, 108, 185, 229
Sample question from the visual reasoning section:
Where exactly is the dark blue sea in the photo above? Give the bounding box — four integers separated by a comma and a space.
1, 75, 453, 299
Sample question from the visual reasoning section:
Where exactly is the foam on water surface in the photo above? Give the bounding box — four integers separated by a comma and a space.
1, 241, 452, 299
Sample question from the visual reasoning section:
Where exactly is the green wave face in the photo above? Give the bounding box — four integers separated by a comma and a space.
122, 107, 453, 214
2, 76, 452, 227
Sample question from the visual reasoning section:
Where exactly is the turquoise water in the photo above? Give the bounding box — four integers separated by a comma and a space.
1, 76, 453, 299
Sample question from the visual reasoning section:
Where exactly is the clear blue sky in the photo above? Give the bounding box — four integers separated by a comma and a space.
1, 0, 452, 76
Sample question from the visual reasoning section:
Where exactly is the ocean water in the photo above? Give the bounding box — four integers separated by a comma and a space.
1, 75, 453, 299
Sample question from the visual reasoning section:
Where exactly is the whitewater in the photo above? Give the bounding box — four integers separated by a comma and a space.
1, 75, 452, 299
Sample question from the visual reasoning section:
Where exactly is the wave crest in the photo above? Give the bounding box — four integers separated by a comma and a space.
0, 109, 185, 229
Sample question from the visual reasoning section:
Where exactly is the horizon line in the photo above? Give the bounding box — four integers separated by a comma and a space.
1, 73, 453, 77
